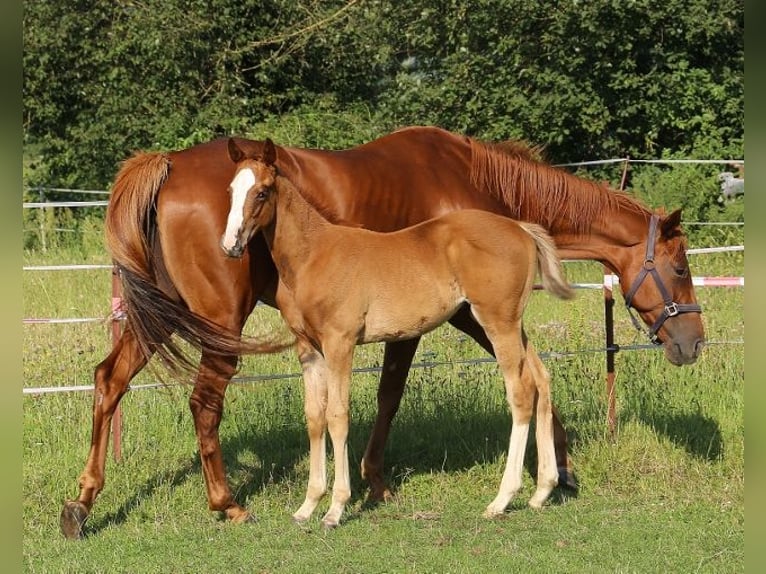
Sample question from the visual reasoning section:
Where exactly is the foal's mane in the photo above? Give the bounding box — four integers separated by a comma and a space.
469, 138, 648, 234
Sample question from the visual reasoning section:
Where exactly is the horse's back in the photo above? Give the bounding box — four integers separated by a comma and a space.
282, 128, 506, 229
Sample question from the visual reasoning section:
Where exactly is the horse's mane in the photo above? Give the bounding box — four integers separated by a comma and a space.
469, 138, 648, 234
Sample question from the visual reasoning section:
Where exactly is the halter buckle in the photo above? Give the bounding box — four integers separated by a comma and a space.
664, 302, 679, 317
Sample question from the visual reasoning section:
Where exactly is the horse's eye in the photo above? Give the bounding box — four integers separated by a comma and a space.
673, 265, 688, 278
255, 191, 268, 201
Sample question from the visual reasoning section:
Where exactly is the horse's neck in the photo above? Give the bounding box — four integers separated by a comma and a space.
553, 203, 651, 274
265, 176, 330, 288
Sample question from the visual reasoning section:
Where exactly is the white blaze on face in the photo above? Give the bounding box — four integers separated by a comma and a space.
222, 167, 256, 251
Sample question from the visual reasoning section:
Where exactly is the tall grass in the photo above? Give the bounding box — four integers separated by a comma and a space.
23, 243, 743, 572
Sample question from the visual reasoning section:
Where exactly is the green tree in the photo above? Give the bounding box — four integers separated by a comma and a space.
23, 0, 744, 194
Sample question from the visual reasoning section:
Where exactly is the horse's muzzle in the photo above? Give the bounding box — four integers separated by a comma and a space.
665, 337, 705, 366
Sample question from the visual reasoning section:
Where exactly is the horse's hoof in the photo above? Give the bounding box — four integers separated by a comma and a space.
557, 467, 578, 491
224, 504, 257, 524
235, 512, 257, 524
366, 486, 394, 504
60, 501, 89, 539
229, 511, 257, 524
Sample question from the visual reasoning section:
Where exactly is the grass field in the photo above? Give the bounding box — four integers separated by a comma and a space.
23, 245, 744, 573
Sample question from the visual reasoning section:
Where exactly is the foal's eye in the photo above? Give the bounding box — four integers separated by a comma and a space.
255, 191, 268, 201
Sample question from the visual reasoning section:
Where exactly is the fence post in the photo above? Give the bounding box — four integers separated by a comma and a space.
602, 157, 631, 438
111, 265, 123, 462
603, 273, 617, 438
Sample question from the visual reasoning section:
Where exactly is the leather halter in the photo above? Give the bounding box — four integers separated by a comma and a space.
623, 214, 702, 345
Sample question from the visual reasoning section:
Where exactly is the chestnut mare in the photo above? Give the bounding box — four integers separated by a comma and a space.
60, 126, 704, 538
222, 138, 575, 526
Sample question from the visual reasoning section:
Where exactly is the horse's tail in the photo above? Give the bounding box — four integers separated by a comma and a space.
518, 222, 575, 301
105, 151, 293, 376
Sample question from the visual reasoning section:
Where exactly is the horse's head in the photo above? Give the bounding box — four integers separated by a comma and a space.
220, 138, 278, 258
619, 209, 705, 365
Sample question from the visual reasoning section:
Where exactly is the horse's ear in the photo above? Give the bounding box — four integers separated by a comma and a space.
660, 209, 683, 238
228, 138, 244, 163
262, 138, 277, 166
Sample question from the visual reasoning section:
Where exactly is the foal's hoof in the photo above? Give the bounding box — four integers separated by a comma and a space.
482, 505, 507, 519
60, 501, 89, 539
321, 518, 339, 530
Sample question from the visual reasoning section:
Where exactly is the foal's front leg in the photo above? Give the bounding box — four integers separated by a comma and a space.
293, 342, 329, 524
320, 341, 355, 528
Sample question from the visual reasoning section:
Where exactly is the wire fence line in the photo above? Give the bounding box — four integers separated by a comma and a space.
23, 261, 745, 392
21, 338, 744, 396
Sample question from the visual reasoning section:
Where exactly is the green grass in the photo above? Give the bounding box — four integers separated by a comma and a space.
23, 249, 744, 573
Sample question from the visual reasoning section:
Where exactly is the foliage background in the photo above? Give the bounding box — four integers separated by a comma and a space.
23, 0, 743, 179
22, 1, 744, 246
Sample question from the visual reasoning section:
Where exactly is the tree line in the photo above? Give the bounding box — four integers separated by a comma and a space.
23, 0, 744, 231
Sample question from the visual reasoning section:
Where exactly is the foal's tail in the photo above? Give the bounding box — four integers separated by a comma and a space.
105, 151, 292, 375
518, 222, 575, 301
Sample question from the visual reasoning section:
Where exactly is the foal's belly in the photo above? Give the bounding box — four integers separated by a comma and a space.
359, 290, 466, 344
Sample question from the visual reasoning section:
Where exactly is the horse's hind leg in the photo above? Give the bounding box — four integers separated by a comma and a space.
60, 325, 148, 539
525, 340, 558, 508
449, 304, 575, 489
361, 337, 421, 502
188, 351, 251, 523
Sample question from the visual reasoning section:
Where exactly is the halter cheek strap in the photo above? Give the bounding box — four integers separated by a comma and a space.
623, 214, 702, 345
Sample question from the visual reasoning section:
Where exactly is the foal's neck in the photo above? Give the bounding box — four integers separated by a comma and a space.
264, 176, 331, 289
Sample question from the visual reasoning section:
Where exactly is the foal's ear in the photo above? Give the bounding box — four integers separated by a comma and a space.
660, 209, 683, 239
227, 138, 245, 164
262, 138, 277, 166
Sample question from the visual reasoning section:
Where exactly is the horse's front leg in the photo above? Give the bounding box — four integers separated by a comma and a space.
293, 342, 329, 524
361, 337, 420, 502
60, 325, 148, 539
188, 352, 250, 523
320, 342, 355, 528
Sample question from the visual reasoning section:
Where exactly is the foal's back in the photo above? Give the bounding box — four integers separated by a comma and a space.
292, 209, 539, 344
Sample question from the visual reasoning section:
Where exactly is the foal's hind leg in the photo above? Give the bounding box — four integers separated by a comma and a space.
60, 325, 148, 539
478, 319, 537, 518
525, 340, 558, 508
448, 305, 575, 489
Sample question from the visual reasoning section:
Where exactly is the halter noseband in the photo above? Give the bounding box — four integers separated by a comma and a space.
622, 214, 702, 345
